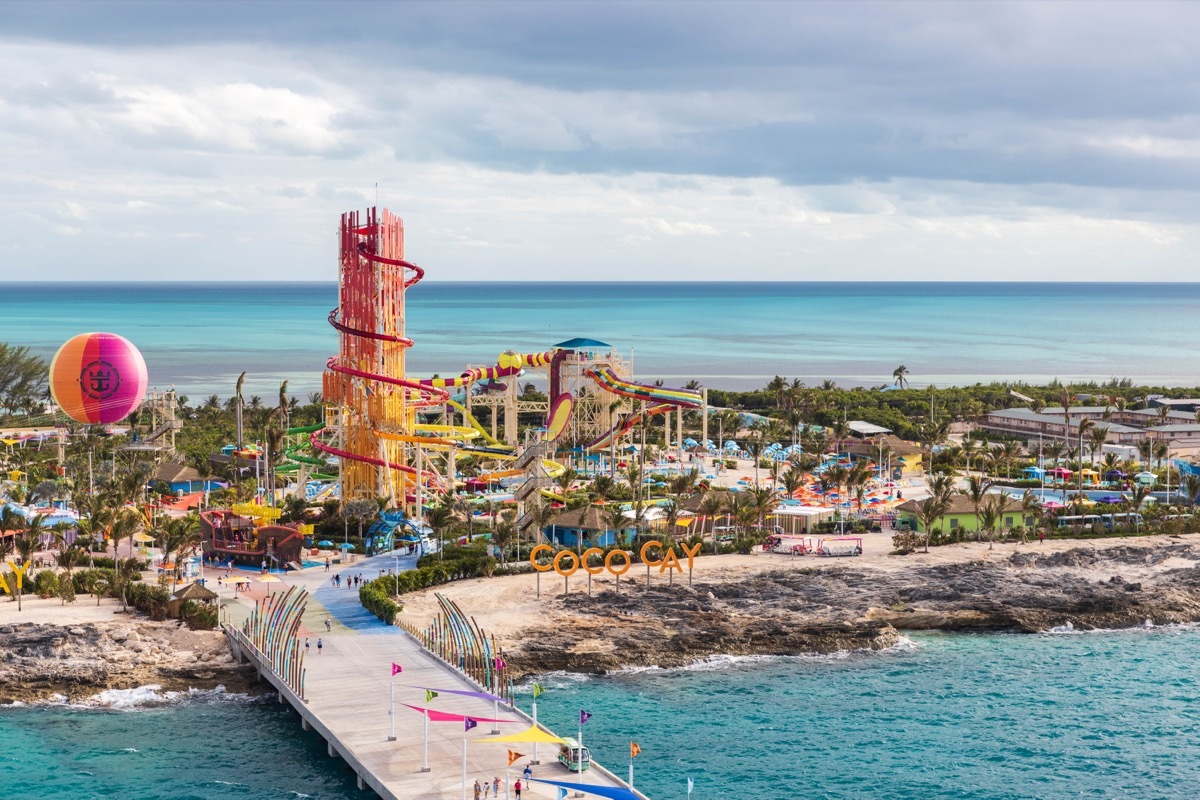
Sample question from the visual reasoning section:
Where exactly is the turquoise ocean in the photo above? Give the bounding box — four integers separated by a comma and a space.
3, 282, 1199, 398
5, 281, 1200, 798
4, 628, 1200, 799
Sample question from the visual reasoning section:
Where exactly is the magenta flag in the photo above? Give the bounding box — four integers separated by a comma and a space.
391, 663, 403, 676
465, 717, 478, 732
401, 704, 515, 724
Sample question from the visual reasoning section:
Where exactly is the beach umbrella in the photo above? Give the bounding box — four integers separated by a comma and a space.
317, 540, 334, 547
132, 532, 155, 543
338, 543, 355, 550
259, 575, 282, 583
231, 576, 252, 584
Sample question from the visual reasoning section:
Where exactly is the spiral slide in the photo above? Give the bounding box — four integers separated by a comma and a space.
583, 368, 701, 452
586, 366, 702, 408
586, 403, 674, 452
311, 214, 449, 483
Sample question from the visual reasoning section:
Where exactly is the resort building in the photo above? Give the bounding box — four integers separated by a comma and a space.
542, 505, 634, 548
895, 495, 1036, 534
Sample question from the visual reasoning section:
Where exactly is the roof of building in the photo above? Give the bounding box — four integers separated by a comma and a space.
848, 420, 892, 436
171, 582, 218, 602
545, 505, 626, 531
151, 462, 202, 484
895, 495, 983, 516
845, 434, 922, 458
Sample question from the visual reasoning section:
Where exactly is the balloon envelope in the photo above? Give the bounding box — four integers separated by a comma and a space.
50, 332, 148, 424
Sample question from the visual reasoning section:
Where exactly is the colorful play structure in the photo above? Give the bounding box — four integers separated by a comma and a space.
221, 206, 708, 546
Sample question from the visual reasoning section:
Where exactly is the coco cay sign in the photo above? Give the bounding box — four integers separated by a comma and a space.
529, 541, 703, 577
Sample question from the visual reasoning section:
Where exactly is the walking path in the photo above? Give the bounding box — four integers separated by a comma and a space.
220, 548, 643, 800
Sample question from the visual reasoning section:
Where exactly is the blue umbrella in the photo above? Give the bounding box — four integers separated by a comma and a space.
339, 543, 355, 550
317, 540, 334, 547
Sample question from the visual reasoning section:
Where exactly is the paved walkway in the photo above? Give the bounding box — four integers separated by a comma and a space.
218, 548, 638, 800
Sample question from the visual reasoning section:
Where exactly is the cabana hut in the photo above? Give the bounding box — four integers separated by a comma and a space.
167, 581, 217, 619
543, 505, 634, 548
1022, 466, 1045, 480
1134, 471, 1158, 486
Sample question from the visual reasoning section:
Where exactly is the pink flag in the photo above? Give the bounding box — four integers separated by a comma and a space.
391, 663, 403, 676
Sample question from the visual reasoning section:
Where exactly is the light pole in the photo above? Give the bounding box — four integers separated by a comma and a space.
392, 555, 398, 598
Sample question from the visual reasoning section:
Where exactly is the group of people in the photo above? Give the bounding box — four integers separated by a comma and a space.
474, 767, 531, 800
331, 573, 364, 589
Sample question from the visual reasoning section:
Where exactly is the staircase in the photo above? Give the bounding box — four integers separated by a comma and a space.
515, 437, 553, 543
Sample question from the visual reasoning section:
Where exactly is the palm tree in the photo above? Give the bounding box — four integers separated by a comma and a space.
12, 515, 46, 611
980, 493, 1012, 550
425, 501, 456, 562
913, 495, 945, 553
892, 365, 909, 389
1124, 484, 1153, 533
555, 467, 580, 496
235, 371, 247, 451
1075, 418, 1095, 497
961, 475, 993, 542
1184, 474, 1200, 512
780, 466, 805, 501
697, 492, 727, 552
1088, 426, 1108, 468
1057, 388, 1076, 447
154, 514, 200, 591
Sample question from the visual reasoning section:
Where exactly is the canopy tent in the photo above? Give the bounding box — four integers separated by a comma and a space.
1103, 470, 1127, 480
475, 724, 567, 744
1134, 471, 1158, 485
553, 338, 612, 350
132, 532, 155, 543
530, 778, 641, 800
401, 704, 514, 725
1022, 466, 1045, 477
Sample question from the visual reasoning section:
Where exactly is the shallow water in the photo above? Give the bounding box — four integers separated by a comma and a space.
526, 628, 1200, 800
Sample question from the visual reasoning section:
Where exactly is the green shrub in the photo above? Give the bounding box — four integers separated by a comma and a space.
359, 578, 400, 625
125, 583, 171, 620
57, 577, 76, 605
180, 599, 218, 630
34, 570, 60, 599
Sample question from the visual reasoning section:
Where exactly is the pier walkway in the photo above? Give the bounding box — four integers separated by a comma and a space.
219, 549, 644, 800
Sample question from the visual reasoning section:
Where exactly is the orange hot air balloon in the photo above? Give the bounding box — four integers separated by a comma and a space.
50, 332, 149, 424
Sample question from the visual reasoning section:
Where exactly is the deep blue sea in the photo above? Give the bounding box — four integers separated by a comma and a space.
4, 282, 1199, 398
7, 629, 1200, 799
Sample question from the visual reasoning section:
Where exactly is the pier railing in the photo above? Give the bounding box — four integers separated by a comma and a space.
396, 592, 511, 702
232, 584, 308, 700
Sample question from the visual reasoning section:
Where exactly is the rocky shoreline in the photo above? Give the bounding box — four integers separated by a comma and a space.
0, 620, 261, 705
500, 543, 1200, 678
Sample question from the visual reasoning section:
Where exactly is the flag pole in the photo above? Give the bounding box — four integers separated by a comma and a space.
532, 701, 539, 764
421, 710, 430, 772
629, 757, 633, 789
462, 737, 467, 800
388, 681, 396, 741
493, 695, 500, 734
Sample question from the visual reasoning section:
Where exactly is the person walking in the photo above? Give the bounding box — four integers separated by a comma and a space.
522, 765, 532, 782
474, 779, 482, 800
483, 777, 490, 799
305, 638, 311, 654
324, 618, 332, 632
514, 780, 521, 800
317, 638, 323, 655
325, 558, 331, 572
492, 777, 500, 797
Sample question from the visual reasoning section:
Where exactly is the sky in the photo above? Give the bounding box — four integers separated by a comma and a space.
1, 0, 1197, 282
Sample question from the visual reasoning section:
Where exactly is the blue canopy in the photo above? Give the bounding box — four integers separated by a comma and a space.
531, 778, 640, 800
553, 338, 612, 349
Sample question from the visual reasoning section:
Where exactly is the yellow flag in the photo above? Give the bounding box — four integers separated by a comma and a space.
630, 742, 641, 758
507, 750, 525, 766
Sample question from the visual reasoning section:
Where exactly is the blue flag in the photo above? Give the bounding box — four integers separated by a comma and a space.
579, 710, 592, 725
464, 717, 478, 732
557, 789, 568, 800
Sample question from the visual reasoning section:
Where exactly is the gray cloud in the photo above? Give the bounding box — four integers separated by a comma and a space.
1, 1, 1199, 281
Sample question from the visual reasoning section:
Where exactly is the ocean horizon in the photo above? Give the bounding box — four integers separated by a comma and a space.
4, 281, 1199, 400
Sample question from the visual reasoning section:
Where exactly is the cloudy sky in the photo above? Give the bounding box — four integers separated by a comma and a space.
2, 0, 1197, 281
